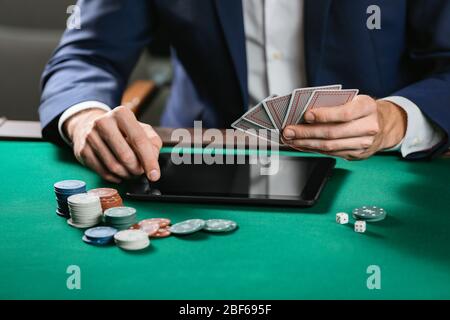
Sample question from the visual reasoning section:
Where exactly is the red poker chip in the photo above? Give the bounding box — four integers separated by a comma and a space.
140, 224, 159, 236
151, 227, 171, 238
140, 218, 171, 228
88, 188, 119, 198
130, 222, 159, 236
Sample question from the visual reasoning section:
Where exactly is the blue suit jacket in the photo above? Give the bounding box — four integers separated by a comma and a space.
40, 0, 450, 158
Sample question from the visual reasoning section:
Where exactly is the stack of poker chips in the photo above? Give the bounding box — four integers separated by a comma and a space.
67, 193, 103, 228
104, 207, 137, 230
54, 180, 87, 218
87, 188, 123, 212
114, 230, 150, 251
82, 226, 118, 246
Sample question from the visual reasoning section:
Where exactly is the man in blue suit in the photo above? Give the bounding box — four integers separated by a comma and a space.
39, 0, 450, 183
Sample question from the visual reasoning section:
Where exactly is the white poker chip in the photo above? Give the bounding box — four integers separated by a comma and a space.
67, 218, 101, 229
114, 230, 150, 251
116, 241, 150, 251
67, 193, 100, 205
114, 230, 148, 242
67, 194, 102, 228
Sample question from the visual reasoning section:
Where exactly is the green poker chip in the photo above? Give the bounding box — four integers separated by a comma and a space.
169, 219, 206, 235
203, 219, 238, 233
352, 206, 386, 222
103, 207, 137, 229
104, 207, 136, 218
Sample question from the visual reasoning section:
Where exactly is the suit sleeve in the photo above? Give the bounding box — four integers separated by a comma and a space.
39, 0, 154, 145
390, 0, 450, 159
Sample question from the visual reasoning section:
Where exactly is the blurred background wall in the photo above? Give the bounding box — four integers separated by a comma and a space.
0, 0, 171, 124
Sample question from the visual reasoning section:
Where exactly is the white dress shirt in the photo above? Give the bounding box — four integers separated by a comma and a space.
59, 0, 444, 156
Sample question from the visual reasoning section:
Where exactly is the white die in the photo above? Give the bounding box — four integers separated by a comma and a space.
336, 212, 349, 224
354, 221, 366, 233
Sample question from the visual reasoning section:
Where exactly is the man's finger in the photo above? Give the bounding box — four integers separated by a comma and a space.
95, 115, 144, 176
283, 114, 380, 140
140, 123, 163, 150
114, 108, 161, 181
304, 95, 376, 123
141, 124, 162, 166
289, 136, 375, 152
140, 124, 163, 180
85, 130, 131, 179
80, 145, 122, 183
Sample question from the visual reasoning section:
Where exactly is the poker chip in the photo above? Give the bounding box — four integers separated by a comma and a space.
83, 226, 117, 246
114, 230, 150, 251
104, 206, 137, 230
169, 219, 206, 235
352, 206, 386, 222
82, 235, 108, 246
85, 226, 117, 241
87, 188, 123, 212
82, 235, 114, 246
151, 226, 171, 238
67, 193, 103, 228
54, 180, 87, 218
130, 221, 160, 237
203, 219, 238, 233
68, 219, 99, 229
54, 180, 86, 191
139, 218, 171, 228
130, 218, 173, 238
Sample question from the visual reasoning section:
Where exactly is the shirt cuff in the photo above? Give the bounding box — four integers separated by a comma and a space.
381, 96, 445, 157
57, 101, 111, 146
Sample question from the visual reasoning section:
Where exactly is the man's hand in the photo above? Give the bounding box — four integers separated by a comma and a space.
64, 106, 162, 183
282, 95, 407, 160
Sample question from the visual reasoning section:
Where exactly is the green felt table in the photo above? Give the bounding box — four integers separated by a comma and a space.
1, 141, 449, 299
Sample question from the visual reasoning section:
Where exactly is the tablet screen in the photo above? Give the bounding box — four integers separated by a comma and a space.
126, 153, 335, 204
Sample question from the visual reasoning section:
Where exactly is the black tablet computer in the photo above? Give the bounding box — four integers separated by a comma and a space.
125, 153, 336, 207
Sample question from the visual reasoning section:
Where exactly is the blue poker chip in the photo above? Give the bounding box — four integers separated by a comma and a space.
54, 185, 85, 192
56, 209, 70, 218
54, 180, 86, 192
82, 235, 112, 246
54, 180, 87, 218
54, 188, 86, 196
56, 205, 69, 212
84, 226, 118, 240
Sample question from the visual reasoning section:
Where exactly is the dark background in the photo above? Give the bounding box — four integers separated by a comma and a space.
0, 0, 171, 124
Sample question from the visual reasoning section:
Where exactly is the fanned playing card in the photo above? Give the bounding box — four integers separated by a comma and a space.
302, 89, 359, 117
242, 95, 277, 130
231, 118, 280, 144
262, 94, 292, 130
282, 85, 342, 127
230, 84, 358, 148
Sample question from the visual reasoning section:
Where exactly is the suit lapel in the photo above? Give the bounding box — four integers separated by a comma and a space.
214, 0, 248, 108
304, 0, 333, 85
213, 0, 332, 105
